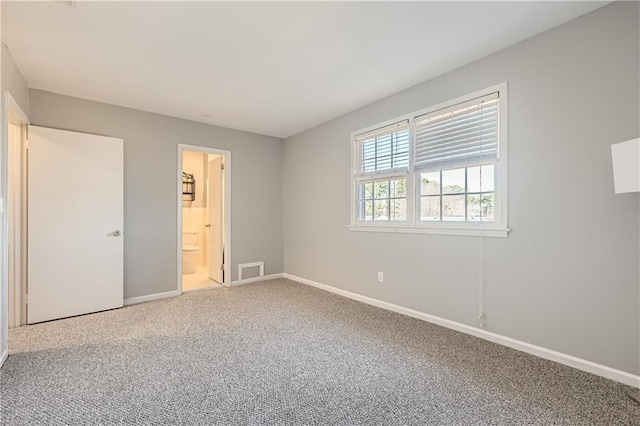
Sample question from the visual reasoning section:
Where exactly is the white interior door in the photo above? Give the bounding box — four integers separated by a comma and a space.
27, 126, 123, 324
207, 156, 223, 283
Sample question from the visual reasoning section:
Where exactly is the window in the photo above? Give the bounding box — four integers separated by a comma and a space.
351, 83, 509, 237
354, 121, 409, 223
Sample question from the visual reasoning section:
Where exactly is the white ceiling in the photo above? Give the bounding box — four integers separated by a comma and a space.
3, 1, 608, 138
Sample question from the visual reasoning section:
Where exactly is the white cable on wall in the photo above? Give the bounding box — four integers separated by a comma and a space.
478, 224, 484, 327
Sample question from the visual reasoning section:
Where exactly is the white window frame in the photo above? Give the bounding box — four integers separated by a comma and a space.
352, 121, 413, 225
350, 82, 509, 238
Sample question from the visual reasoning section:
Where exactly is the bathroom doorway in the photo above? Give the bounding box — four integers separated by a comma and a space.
177, 144, 231, 292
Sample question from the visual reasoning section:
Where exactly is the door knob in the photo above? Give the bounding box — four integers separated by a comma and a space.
113, 230, 121, 236
205, 224, 211, 228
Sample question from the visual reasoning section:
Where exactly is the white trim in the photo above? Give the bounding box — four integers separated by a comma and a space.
348, 225, 510, 238
6, 93, 29, 125
7, 122, 20, 328
4, 93, 29, 329
1, 92, 30, 370
351, 83, 509, 140
238, 261, 264, 281
177, 148, 183, 295
177, 144, 232, 293
123, 290, 180, 306
611, 138, 640, 193
283, 273, 640, 388
231, 273, 283, 287
0, 348, 7, 369
354, 120, 409, 141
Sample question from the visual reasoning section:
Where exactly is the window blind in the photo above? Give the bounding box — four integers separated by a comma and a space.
357, 120, 410, 174
414, 93, 499, 171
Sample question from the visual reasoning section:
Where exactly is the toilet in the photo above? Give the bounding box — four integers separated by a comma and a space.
182, 231, 200, 274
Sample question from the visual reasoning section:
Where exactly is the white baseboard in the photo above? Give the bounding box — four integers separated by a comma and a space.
283, 273, 640, 388
0, 348, 8, 369
123, 273, 285, 305
123, 290, 180, 306
231, 273, 283, 287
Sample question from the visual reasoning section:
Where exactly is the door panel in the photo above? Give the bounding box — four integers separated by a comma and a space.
27, 126, 124, 324
208, 157, 223, 283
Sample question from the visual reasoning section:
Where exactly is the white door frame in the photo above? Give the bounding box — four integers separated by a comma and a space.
6, 94, 28, 327
206, 155, 224, 283
177, 144, 231, 292
1, 92, 29, 367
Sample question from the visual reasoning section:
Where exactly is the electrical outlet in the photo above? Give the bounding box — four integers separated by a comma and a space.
377, 272, 384, 282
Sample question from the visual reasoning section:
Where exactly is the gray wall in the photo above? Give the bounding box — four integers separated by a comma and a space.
29, 90, 284, 298
2, 44, 29, 117
283, 2, 640, 374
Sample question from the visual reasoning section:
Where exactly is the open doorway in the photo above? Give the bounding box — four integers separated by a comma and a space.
177, 144, 231, 292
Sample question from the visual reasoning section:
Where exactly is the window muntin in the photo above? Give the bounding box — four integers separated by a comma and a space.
419, 164, 495, 223
360, 130, 410, 173
358, 178, 407, 222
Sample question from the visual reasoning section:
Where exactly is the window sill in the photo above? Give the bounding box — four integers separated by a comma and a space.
348, 224, 510, 238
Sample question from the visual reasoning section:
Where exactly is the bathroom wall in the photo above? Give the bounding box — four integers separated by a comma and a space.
182, 150, 205, 208
182, 150, 206, 266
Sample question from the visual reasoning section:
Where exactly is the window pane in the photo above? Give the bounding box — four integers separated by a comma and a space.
442, 194, 465, 221
361, 139, 376, 173
467, 194, 481, 221
392, 130, 410, 169
358, 125, 410, 174
467, 166, 481, 193
391, 199, 406, 221
421, 172, 440, 195
481, 164, 495, 192
362, 200, 373, 221
390, 178, 406, 198
420, 196, 440, 221
376, 155, 392, 171
374, 200, 389, 221
374, 180, 389, 199
377, 134, 392, 154
375, 134, 392, 171
442, 168, 465, 194
481, 193, 495, 222
364, 182, 373, 199
358, 182, 373, 200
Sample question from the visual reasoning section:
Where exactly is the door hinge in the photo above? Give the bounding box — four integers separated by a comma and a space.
221, 264, 224, 271
221, 163, 225, 171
